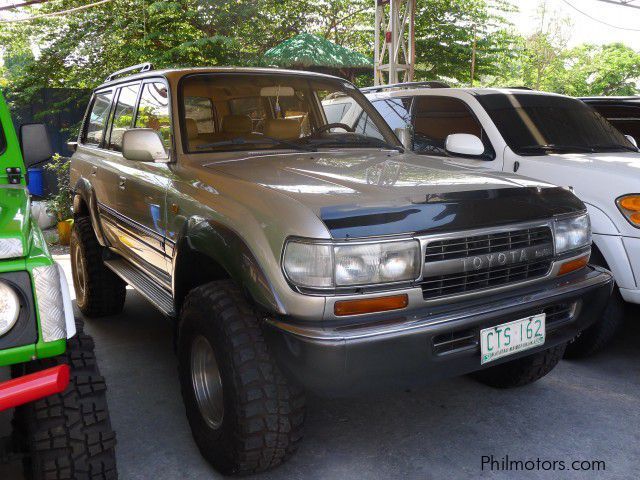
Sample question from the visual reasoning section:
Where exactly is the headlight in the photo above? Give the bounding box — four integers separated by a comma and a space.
283, 239, 420, 288
0, 281, 20, 337
553, 214, 591, 254
616, 195, 640, 228
282, 242, 333, 288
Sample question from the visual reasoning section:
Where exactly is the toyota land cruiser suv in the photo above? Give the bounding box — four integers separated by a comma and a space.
0, 90, 117, 479
69, 65, 613, 475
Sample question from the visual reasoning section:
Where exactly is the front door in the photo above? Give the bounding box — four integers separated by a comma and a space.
102, 80, 173, 286
410, 95, 498, 171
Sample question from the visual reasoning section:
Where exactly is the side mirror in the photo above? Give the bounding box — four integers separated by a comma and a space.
19, 123, 53, 168
122, 129, 169, 163
394, 126, 414, 150
625, 135, 638, 149
445, 133, 485, 158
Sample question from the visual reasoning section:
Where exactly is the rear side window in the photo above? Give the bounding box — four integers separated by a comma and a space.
135, 82, 171, 148
412, 96, 493, 158
108, 84, 140, 151
83, 90, 113, 145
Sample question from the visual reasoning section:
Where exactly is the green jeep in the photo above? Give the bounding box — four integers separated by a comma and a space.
0, 91, 117, 479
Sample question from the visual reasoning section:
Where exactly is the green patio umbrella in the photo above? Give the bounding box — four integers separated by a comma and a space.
264, 33, 372, 78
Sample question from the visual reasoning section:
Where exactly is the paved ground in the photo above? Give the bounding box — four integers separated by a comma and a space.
1, 255, 639, 479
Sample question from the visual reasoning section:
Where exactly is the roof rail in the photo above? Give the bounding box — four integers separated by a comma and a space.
360, 81, 450, 93
507, 86, 533, 90
105, 63, 154, 82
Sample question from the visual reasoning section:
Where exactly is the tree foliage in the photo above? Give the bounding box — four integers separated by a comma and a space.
0, 0, 637, 122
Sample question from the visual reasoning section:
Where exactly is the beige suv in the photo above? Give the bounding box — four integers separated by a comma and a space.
70, 64, 612, 475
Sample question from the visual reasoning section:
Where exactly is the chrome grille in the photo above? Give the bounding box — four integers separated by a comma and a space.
421, 225, 554, 300
425, 226, 552, 262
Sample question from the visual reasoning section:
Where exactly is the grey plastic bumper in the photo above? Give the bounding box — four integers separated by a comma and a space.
264, 267, 613, 397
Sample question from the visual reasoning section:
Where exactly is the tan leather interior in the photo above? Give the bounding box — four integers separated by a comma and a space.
264, 118, 300, 140
222, 115, 253, 134
185, 118, 199, 140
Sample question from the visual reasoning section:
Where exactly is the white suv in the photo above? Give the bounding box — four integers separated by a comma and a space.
326, 84, 640, 357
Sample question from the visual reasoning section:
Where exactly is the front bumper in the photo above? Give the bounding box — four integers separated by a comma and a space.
264, 266, 613, 396
0, 365, 70, 412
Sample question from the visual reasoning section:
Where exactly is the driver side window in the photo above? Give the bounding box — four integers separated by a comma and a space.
412, 96, 493, 158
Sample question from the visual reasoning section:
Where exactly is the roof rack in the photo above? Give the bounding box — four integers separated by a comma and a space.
506, 86, 533, 90
360, 81, 450, 93
105, 63, 154, 83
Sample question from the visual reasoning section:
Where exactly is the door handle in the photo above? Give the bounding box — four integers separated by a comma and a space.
90, 166, 98, 176
118, 176, 126, 190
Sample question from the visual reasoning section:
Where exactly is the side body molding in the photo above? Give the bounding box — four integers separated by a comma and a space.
73, 178, 108, 246
170, 216, 285, 315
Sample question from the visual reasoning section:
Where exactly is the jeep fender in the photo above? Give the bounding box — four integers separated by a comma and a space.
72, 178, 108, 246
171, 216, 285, 315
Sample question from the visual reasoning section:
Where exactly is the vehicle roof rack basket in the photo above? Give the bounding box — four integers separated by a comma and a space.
105, 63, 154, 82
360, 81, 450, 93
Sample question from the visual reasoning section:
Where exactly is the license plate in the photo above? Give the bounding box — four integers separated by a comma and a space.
480, 313, 545, 365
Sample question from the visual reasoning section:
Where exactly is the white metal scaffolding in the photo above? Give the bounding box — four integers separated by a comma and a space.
373, 0, 416, 85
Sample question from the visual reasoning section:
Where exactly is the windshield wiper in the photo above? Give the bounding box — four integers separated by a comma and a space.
305, 136, 404, 153
196, 136, 317, 152
517, 144, 595, 154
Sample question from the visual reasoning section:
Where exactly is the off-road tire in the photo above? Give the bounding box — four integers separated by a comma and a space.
472, 343, 566, 388
71, 216, 126, 317
178, 280, 305, 475
12, 320, 118, 479
564, 249, 624, 359
564, 287, 625, 358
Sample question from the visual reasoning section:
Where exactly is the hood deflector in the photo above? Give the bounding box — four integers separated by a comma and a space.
320, 187, 585, 239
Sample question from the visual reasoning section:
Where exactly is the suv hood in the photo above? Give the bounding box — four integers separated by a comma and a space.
205, 150, 585, 238
0, 185, 30, 258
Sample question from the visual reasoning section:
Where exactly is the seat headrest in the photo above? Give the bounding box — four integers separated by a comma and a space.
185, 118, 199, 140
222, 115, 252, 134
264, 118, 300, 140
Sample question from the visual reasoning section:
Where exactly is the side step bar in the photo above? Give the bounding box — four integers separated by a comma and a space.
104, 258, 175, 317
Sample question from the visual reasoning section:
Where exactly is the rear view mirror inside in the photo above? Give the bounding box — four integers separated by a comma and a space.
260, 86, 295, 97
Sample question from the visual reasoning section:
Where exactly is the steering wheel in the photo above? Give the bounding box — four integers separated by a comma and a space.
315, 123, 355, 133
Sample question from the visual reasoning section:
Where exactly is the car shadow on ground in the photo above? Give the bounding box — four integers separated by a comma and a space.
2, 291, 639, 480
82, 292, 640, 480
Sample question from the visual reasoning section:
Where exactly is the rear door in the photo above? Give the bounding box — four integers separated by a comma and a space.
72, 88, 123, 246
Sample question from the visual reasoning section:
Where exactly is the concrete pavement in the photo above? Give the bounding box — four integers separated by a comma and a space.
1, 255, 639, 479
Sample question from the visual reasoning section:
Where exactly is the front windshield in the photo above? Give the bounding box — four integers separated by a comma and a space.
180, 73, 401, 153
476, 93, 636, 155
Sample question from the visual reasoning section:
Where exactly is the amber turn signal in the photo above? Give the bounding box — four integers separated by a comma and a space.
557, 255, 589, 276
619, 196, 640, 212
334, 294, 409, 316
630, 212, 640, 225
